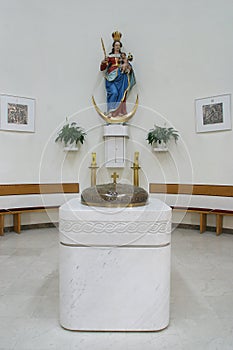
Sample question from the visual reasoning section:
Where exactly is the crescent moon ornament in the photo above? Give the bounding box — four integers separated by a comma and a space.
92, 94, 139, 124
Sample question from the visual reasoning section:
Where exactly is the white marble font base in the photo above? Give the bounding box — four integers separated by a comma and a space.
59, 198, 172, 332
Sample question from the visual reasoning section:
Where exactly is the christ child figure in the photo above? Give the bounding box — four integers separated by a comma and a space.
120, 52, 131, 74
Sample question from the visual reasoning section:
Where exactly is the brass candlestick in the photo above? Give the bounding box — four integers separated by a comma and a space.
131, 151, 140, 187
89, 152, 99, 186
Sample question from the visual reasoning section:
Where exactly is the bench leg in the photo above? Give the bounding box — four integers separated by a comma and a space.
0, 215, 4, 236
200, 213, 207, 233
216, 214, 223, 236
13, 213, 21, 234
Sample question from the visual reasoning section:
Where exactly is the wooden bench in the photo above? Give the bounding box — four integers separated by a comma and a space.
0, 183, 79, 236
149, 183, 233, 235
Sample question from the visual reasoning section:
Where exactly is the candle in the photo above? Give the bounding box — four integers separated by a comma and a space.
91, 152, 97, 166
134, 151, 139, 166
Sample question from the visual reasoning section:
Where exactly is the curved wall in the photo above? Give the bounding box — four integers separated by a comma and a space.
0, 0, 232, 228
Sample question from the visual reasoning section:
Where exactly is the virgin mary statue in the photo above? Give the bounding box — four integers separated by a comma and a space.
99, 31, 136, 118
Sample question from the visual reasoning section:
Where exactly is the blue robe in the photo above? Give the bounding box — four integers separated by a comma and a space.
105, 65, 136, 113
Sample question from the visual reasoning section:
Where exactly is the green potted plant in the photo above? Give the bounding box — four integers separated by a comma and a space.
146, 124, 179, 151
55, 120, 86, 151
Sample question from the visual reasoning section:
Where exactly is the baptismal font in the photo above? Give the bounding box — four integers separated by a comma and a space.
59, 30, 172, 333
83, 151, 147, 207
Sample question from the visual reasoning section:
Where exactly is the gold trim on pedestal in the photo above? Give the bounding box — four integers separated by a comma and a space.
80, 200, 147, 208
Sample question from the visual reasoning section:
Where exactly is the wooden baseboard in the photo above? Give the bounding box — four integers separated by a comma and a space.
2, 222, 58, 233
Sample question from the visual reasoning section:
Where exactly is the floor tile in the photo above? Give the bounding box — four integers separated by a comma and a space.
0, 227, 232, 350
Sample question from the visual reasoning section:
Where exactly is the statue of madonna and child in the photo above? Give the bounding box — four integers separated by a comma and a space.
92, 31, 138, 123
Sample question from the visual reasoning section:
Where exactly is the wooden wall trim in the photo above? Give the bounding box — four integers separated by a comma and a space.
149, 183, 233, 197
0, 183, 79, 196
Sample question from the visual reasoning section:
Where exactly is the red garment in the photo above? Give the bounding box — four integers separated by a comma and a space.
110, 101, 127, 117
100, 56, 120, 73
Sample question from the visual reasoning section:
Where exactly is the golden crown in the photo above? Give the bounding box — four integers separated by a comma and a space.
112, 31, 122, 42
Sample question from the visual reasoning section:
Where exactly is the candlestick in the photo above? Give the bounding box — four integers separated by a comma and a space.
131, 151, 140, 187
89, 153, 98, 186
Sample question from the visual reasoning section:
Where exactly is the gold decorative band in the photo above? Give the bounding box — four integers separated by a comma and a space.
81, 200, 147, 208
60, 242, 170, 248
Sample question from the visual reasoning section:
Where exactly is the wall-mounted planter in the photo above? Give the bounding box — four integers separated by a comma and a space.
63, 143, 79, 152
153, 141, 168, 152
147, 125, 179, 153
55, 120, 86, 152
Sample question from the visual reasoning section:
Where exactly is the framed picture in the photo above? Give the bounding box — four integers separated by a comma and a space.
195, 94, 231, 133
0, 94, 35, 132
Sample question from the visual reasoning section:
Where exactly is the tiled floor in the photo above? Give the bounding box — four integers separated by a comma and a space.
0, 227, 232, 350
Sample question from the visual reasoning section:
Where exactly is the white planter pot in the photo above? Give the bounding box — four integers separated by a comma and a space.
153, 141, 168, 152
63, 143, 79, 152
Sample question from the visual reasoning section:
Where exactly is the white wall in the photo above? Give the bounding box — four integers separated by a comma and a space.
0, 0, 233, 228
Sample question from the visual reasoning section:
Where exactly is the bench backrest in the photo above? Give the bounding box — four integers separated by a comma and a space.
0, 183, 79, 196
149, 184, 233, 197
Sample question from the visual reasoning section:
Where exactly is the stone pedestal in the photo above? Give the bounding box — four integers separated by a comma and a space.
103, 124, 129, 168
59, 197, 171, 331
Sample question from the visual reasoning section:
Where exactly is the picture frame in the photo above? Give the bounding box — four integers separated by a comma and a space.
195, 94, 231, 133
0, 94, 35, 132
